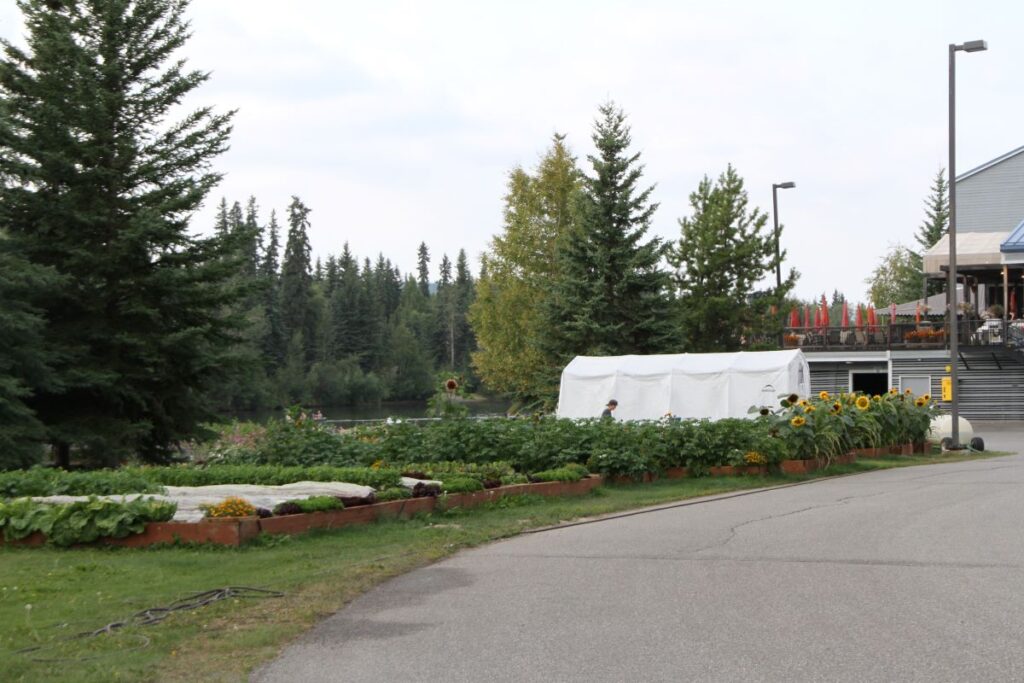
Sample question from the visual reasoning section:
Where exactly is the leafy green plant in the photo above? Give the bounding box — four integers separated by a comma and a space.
292, 496, 345, 513
0, 497, 176, 546
375, 487, 412, 502
0, 467, 164, 498
439, 476, 484, 493
529, 467, 586, 483
586, 451, 652, 480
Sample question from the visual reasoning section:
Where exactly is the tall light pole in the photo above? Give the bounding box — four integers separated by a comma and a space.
948, 39, 987, 448
772, 181, 796, 291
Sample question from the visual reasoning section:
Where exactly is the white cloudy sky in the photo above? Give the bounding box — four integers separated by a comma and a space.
2, 0, 1021, 302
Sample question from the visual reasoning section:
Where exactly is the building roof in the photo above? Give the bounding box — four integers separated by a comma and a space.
956, 144, 1024, 183
1000, 219, 1024, 253
922, 231, 1008, 272
874, 286, 963, 316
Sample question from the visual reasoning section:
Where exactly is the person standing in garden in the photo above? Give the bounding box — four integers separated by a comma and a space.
601, 399, 618, 418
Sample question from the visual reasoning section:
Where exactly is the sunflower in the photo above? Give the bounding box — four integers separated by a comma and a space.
787, 393, 799, 404
889, 388, 899, 395
855, 396, 871, 411
804, 405, 816, 413
790, 415, 806, 428
914, 397, 927, 407
819, 390, 830, 401
922, 394, 931, 402
798, 399, 810, 407
831, 401, 843, 414
759, 407, 771, 416
904, 388, 913, 395
872, 395, 882, 402
444, 378, 459, 392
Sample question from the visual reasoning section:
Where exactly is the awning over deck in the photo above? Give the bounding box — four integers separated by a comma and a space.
923, 231, 1008, 273
1000, 219, 1024, 254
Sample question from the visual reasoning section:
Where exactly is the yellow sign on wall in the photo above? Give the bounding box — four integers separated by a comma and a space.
941, 376, 952, 401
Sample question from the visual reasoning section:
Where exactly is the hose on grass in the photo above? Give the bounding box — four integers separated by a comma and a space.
15, 586, 285, 663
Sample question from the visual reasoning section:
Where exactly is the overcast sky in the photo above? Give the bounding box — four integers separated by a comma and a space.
2, 0, 1021, 303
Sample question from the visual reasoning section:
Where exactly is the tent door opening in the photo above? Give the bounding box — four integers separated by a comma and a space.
850, 372, 887, 396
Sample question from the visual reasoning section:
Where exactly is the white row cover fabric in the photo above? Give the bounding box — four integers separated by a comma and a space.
556, 350, 810, 421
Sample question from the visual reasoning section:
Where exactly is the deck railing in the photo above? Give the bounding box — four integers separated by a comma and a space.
780, 319, 1024, 352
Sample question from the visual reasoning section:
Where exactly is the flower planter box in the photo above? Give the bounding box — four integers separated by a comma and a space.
709, 465, 737, 476
611, 472, 654, 484
853, 447, 882, 458
902, 442, 915, 456
107, 517, 262, 547
780, 459, 819, 475
836, 452, 857, 466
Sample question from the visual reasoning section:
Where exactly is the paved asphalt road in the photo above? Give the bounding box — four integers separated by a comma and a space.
254, 426, 1024, 682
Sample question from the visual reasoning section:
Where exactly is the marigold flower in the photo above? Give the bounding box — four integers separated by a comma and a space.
855, 396, 871, 411
790, 416, 806, 428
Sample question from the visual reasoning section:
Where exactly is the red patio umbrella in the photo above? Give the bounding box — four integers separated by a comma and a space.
789, 308, 800, 328
867, 305, 877, 331
821, 295, 831, 328
855, 304, 864, 329
915, 302, 921, 326
841, 300, 849, 328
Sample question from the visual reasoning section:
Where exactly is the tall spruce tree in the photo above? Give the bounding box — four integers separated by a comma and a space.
259, 211, 285, 368
0, 0, 238, 464
281, 196, 316, 365
470, 134, 582, 403
416, 242, 432, 297
454, 249, 476, 369
542, 103, 673, 375
914, 168, 949, 297
669, 165, 793, 352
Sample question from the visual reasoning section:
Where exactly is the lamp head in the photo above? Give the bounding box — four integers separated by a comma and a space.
959, 40, 988, 52
774, 181, 796, 190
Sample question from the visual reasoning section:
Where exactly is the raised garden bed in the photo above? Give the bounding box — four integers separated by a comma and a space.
1, 476, 604, 548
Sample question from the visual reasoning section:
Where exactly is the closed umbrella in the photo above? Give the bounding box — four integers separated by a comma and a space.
821, 295, 830, 328
915, 302, 921, 326
867, 305, 877, 331
789, 308, 800, 328
841, 300, 849, 328
855, 304, 864, 329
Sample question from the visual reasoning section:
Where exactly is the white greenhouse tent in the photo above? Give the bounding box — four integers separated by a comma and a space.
556, 349, 810, 421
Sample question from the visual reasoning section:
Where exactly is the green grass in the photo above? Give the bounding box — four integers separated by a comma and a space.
0, 449, 1010, 682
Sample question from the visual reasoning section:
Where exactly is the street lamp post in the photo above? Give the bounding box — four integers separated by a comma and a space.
948, 39, 987, 448
772, 181, 796, 291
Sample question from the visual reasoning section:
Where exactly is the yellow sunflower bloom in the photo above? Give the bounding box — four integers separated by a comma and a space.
922, 394, 931, 402
804, 405, 816, 413
819, 391, 830, 401
798, 399, 810, 407
904, 388, 913, 395
831, 402, 843, 414
790, 415, 806, 428
872, 395, 882, 402
855, 396, 871, 410
889, 388, 899, 395
914, 397, 927, 407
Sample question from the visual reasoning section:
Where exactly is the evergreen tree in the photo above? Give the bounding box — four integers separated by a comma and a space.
214, 198, 231, 238
542, 103, 673, 373
329, 244, 362, 358
436, 254, 455, 367
454, 249, 476, 369
242, 197, 262, 278
416, 242, 432, 297
669, 165, 793, 352
324, 255, 339, 297
0, 0, 238, 464
470, 134, 581, 403
280, 197, 316, 365
259, 211, 285, 367
914, 168, 949, 297
0, 243, 57, 469
359, 257, 387, 370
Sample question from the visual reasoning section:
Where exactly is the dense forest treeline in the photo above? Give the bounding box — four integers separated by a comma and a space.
208, 196, 477, 412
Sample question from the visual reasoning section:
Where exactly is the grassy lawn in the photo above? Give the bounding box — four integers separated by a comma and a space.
0, 449, 1011, 682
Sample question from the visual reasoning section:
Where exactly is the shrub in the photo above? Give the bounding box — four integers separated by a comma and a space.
271, 501, 303, 516
375, 487, 412, 502
586, 451, 653, 480
202, 496, 257, 518
0, 497, 176, 546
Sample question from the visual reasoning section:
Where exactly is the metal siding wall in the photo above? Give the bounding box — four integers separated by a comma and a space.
891, 355, 1024, 420
957, 151, 1024, 233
